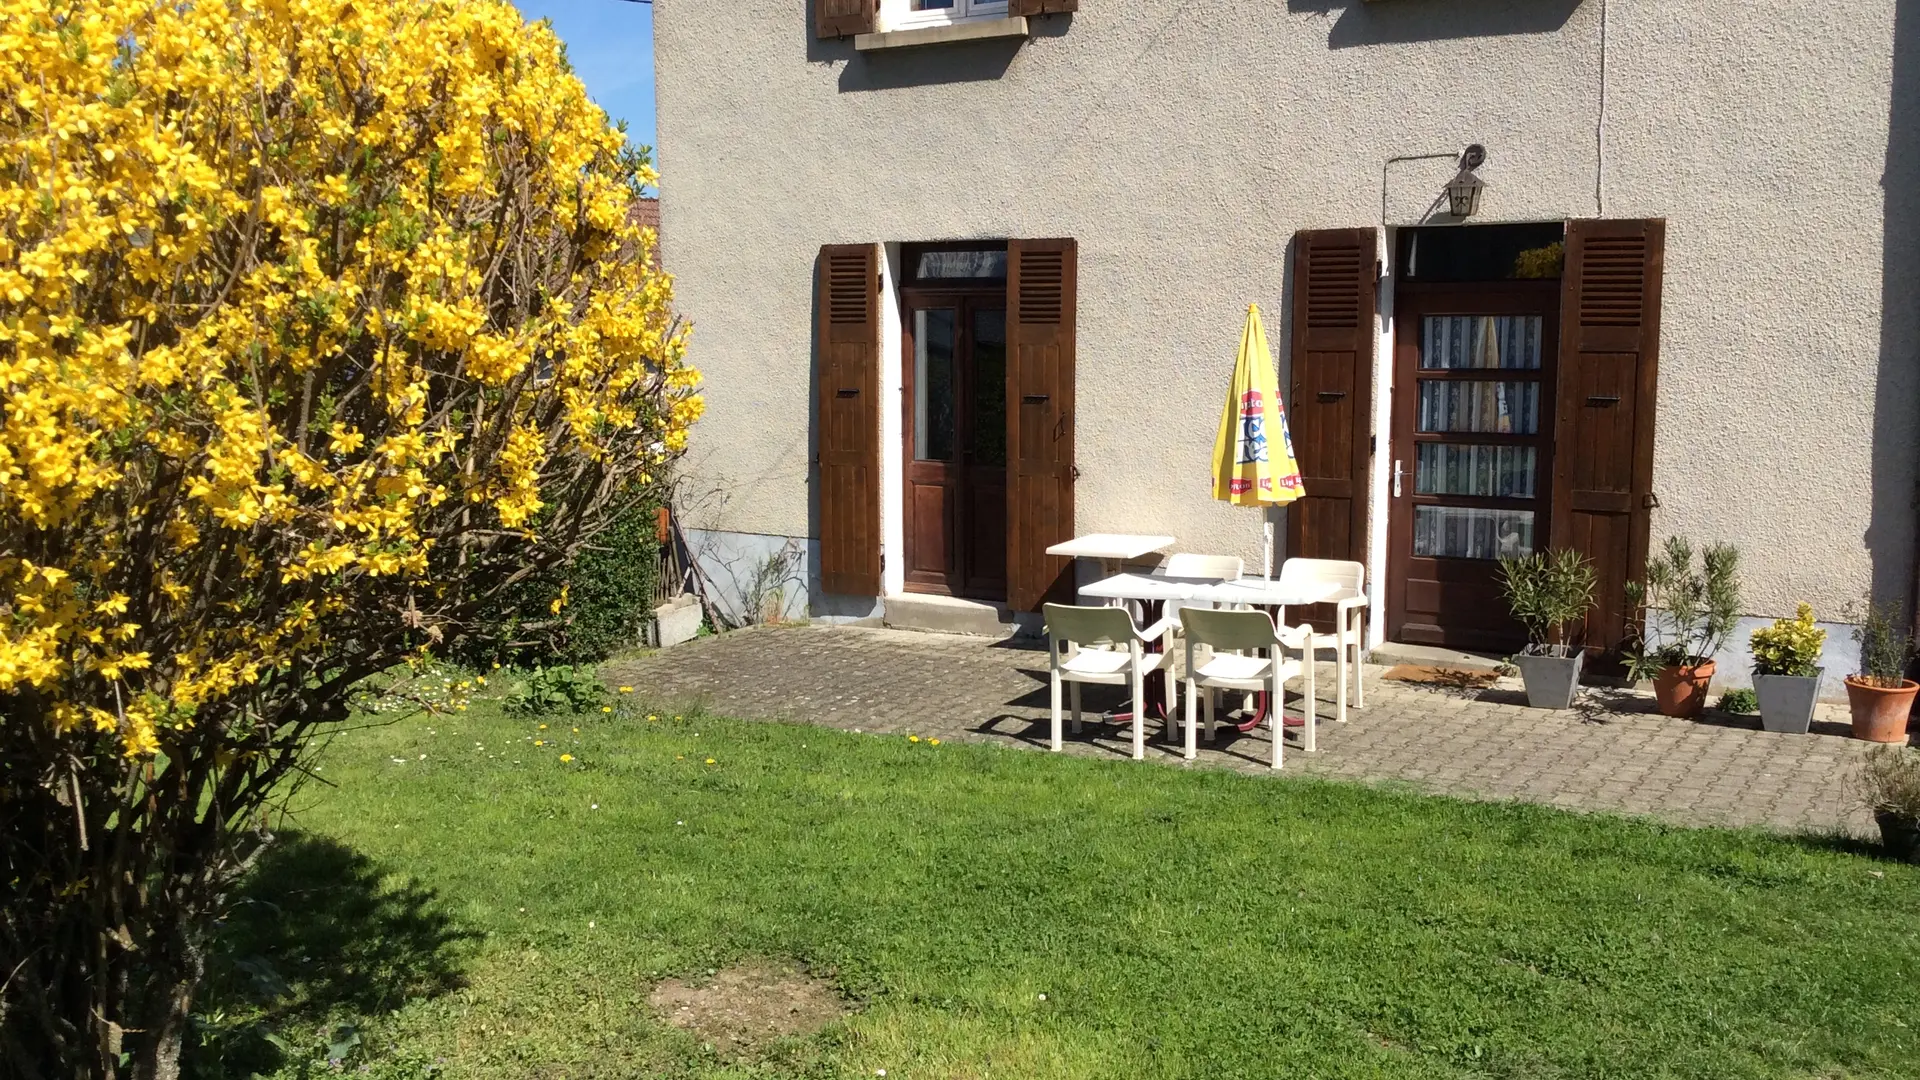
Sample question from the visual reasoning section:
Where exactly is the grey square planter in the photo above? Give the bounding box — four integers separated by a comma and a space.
1512, 649, 1584, 710
1753, 668, 1822, 734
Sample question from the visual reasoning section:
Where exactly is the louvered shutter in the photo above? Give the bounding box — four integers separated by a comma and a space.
1287, 229, 1378, 607
816, 244, 881, 596
1006, 239, 1077, 612
1010, 0, 1079, 14
815, 0, 876, 38
1550, 219, 1665, 655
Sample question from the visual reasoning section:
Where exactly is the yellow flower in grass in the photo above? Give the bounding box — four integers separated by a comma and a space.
559, 753, 574, 763
534, 740, 544, 747
929, 738, 941, 746
601, 705, 612, 713
908, 735, 920, 743
705, 757, 716, 765
619, 686, 633, 693
538, 723, 548, 730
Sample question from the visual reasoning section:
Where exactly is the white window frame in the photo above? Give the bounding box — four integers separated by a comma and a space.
879, 0, 1011, 32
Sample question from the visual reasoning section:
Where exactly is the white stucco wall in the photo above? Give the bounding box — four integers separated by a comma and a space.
655, 0, 1917, 628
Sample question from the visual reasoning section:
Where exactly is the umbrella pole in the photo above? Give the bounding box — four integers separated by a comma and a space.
1263, 518, 1274, 581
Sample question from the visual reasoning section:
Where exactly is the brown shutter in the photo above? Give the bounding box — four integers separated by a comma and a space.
1006, 238, 1077, 612
1010, 0, 1079, 15
816, 244, 881, 596
1287, 228, 1378, 584
815, 0, 876, 38
1551, 218, 1665, 655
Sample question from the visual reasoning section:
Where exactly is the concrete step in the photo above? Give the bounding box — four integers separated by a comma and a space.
884, 593, 1022, 638
1368, 641, 1509, 673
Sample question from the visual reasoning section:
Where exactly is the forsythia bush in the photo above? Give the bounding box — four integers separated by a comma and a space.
0, 2, 698, 1077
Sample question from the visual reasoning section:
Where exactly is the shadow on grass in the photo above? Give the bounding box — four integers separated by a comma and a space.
186, 832, 480, 1077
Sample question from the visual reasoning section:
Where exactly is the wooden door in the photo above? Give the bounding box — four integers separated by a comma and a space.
1006, 239, 1077, 612
902, 294, 1008, 601
816, 244, 882, 596
1387, 283, 1561, 652
1550, 219, 1665, 657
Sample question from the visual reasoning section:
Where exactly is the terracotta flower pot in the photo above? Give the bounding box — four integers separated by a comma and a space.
1845, 677, 1919, 743
1652, 660, 1716, 718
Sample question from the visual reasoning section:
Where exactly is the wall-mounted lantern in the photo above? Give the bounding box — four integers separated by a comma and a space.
1446, 144, 1487, 219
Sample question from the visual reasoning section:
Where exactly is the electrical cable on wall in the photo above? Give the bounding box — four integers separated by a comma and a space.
1596, 0, 1609, 216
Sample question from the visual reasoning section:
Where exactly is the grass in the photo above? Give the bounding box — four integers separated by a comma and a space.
203, 696, 1920, 1079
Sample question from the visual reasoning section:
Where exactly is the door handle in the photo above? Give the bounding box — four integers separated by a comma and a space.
1022, 394, 1050, 405
1393, 459, 1405, 498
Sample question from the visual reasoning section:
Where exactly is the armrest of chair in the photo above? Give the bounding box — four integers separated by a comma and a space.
1136, 616, 1177, 644
1274, 623, 1315, 650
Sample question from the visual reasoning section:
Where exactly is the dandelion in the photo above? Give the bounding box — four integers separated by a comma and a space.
475, 675, 486, 686
601, 706, 612, 713
573, 727, 580, 733
619, 686, 633, 694
647, 714, 657, 721
704, 757, 715, 765
908, 735, 920, 743
534, 740, 544, 746
929, 738, 940, 746
539, 723, 548, 730
560, 753, 574, 763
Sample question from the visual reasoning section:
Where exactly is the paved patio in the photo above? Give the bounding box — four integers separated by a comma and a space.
604, 624, 1884, 835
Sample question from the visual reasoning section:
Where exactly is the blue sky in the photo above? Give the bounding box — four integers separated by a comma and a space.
511, 0, 657, 156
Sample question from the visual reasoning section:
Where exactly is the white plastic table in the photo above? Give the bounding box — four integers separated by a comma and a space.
1045, 534, 1177, 579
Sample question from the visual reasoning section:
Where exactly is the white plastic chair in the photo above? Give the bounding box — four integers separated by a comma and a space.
1275, 557, 1368, 723
1178, 607, 1315, 769
1160, 553, 1245, 581
1042, 604, 1177, 761
1156, 553, 1244, 632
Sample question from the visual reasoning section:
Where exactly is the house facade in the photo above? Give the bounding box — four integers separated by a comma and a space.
654, 0, 1918, 690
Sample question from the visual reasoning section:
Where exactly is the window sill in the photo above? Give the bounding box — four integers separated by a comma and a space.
855, 16, 1030, 52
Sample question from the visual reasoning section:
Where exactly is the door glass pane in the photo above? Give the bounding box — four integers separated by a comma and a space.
1413, 507, 1536, 560
1421, 315, 1543, 370
1416, 444, 1537, 498
914, 308, 956, 462
1416, 380, 1539, 434
970, 308, 1007, 467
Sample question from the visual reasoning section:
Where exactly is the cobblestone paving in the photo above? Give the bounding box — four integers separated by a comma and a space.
604, 624, 1883, 835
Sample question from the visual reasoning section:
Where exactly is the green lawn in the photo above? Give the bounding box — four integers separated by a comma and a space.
207, 696, 1920, 1079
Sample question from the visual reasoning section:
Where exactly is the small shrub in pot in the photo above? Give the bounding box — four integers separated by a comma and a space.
1853, 745, 1920, 862
1499, 549, 1596, 710
1748, 603, 1826, 734
1846, 600, 1917, 743
1623, 537, 1741, 718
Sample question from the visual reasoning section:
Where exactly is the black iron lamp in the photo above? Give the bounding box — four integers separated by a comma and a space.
1446, 144, 1487, 219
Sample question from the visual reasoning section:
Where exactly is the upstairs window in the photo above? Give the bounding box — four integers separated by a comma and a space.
882, 0, 1010, 30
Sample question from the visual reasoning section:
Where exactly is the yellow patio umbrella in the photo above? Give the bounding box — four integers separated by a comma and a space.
1210, 303, 1305, 579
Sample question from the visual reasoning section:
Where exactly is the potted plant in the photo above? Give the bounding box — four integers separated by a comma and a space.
1749, 603, 1826, 734
1498, 549, 1597, 709
1624, 536, 1741, 718
1853, 745, 1920, 862
1846, 600, 1917, 743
